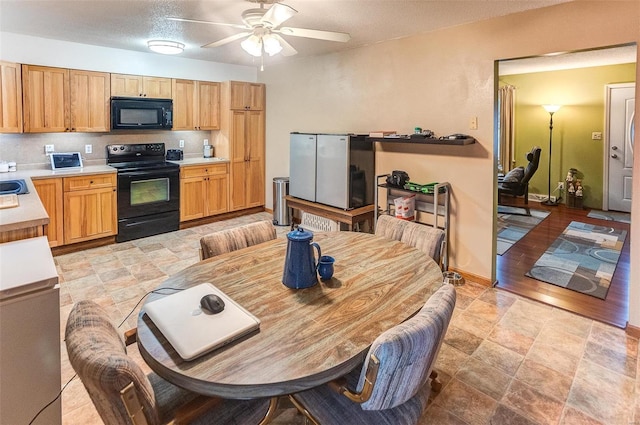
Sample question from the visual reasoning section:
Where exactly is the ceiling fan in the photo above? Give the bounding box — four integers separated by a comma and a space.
168, 0, 351, 60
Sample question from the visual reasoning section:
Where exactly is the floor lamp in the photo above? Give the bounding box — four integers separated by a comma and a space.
542, 104, 561, 206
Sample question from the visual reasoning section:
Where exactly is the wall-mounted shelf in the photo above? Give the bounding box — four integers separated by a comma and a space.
367, 136, 475, 145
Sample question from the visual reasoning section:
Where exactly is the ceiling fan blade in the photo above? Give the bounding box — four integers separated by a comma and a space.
201, 32, 252, 48
277, 27, 350, 43
273, 34, 298, 56
167, 17, 247, 30
261, 3, 297, 28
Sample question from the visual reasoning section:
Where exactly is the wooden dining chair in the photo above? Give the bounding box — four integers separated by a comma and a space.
375, 215, 446, 269
65, 300, 277, 425
288, 284, 456, 425
199, 219, 277, 260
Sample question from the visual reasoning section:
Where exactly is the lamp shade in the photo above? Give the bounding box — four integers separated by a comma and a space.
262, 34, 283, 56
241, 35, 263, 57
147, 40, 184, 55
542, 104, 561, 114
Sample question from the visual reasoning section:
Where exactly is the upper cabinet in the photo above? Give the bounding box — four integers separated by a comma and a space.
228, 81, 264, 111
69, 70, 110, 132
22, 65, 110, 133
111, 74, 172, 98
22, 65, 69, 133
0, 61, 23, 133
172, 79, 220, 131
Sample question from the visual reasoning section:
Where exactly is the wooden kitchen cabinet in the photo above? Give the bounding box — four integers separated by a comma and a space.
33, 178, 64, 247
22, 65, 69, 132
228, 81, 264, 111
0, 61, 23, 133
180, 163, 228, 221
172, 79, 220, 131
69, 69, 110, 132
111, 74, 172, 98
229, 110, 265, 211
63, 174, 117, 244
22, 65, 110, 133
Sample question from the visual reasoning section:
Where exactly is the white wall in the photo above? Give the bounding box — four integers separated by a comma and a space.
259, 0, 640, 326
0, 32, 256, 82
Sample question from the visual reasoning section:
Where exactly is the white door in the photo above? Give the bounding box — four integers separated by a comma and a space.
606, 83, 635, 212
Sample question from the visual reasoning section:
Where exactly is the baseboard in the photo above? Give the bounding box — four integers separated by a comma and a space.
626, 324, 640, 338
449, 268, 492, 287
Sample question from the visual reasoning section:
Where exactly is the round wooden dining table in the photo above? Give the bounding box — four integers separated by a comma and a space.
136, 231, 444, 399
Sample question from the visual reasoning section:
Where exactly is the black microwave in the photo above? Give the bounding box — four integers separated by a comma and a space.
111, 97, 173, 130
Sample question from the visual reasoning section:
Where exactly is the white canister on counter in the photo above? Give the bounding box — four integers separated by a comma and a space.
203, 145, 214, 158
8, 162, 16, 172
0, 162, 8, 172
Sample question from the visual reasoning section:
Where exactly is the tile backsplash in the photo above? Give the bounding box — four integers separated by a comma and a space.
0, 130, 219, 169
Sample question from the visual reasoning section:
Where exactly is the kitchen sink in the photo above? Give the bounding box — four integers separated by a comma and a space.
0, 179, 29, 195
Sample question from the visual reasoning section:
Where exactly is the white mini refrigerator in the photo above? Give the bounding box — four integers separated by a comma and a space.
289, 133, 374, 210
0, 237, 61, 425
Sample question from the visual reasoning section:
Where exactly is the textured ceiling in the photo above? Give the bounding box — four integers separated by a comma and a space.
0, 0, 576, 69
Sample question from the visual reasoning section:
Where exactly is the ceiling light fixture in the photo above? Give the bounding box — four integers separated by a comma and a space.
147, 40, 184, 55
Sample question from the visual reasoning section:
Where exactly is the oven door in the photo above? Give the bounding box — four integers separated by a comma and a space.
117, 168, 180, 219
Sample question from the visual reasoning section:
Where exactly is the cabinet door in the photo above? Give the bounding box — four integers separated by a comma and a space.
228, 82, 265, 110
64, 187, 116, 244
246, 110, 265, 207
33, 178, 63, 247
197, 81, 220, 130
205, 174, 228, 215
229, 111, 247, 210
69, 70, 110, 132
22, 65, 69, 133
144, 76, 172, 98
180, 176, 206, 221
172, 79, 196, 130
229, 81, 248, 110
110, 73, 143, 97
247, 83, 265, 110
0, 61, 23, 133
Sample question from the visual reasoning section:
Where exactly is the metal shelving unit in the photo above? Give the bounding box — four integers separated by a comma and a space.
374, 174, 451, 270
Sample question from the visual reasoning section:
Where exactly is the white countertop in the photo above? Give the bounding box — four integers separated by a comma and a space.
0, 236, 58, 300
169, 157, 229, 166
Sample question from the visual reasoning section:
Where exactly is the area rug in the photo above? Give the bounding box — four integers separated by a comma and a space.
587, 209, 631, 224
497, 208, 550, 255
526, 221, 627, 299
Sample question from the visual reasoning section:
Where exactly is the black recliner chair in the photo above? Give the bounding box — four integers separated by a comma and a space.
498, 146, 541, 205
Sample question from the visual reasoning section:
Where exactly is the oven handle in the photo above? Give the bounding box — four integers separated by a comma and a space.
118, 169, 179, 179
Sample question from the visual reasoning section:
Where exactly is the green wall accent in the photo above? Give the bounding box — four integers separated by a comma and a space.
500, 63, 636, 209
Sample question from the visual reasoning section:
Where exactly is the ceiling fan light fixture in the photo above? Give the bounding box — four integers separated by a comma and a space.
262, 34, 282, 56
241, 35, 263, 57
147, 40, 184, 55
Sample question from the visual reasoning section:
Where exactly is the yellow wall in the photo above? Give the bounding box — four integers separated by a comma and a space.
500, 64, 636, 208
259, 1, 640, 309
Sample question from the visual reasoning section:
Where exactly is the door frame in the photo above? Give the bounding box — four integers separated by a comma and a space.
603, 82, 635, 211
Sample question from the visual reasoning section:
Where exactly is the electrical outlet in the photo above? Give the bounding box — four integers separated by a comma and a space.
45, 144, 54, 154
592, 132, 602, 140
203, 139, 209, 145
558, 181, 564, 190
469, 116, 478, 130
179, 139, 185, 148
85, 144, 92, 154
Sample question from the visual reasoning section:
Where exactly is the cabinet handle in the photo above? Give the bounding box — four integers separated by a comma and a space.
90, 180, 94, 184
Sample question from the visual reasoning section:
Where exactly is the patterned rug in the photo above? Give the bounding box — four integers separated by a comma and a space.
526, 221, 627, 299
587, 209, 631, 224
497, 207, 550, 255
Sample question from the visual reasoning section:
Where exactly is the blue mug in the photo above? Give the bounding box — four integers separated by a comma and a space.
318, 255, 335, 281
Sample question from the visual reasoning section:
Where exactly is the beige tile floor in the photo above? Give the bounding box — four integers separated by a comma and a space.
56, 212, 640, 425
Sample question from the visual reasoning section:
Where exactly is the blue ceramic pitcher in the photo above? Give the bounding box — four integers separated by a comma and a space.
282, 227, 321, 289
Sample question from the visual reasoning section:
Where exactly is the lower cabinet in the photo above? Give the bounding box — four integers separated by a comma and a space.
63, 174, 117, 244
33, 178, 64, 247
180, 164, 228, 222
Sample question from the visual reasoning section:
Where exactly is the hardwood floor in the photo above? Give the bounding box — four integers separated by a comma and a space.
495, 197, 630, 329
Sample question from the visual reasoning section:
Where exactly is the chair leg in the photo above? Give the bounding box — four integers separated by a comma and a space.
524, 186, 529, 204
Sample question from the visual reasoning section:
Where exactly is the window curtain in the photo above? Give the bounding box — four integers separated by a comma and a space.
498, 85, 516, 173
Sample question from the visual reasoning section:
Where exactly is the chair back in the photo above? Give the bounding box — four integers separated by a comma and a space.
65, 300, 160, 425
400, 222, 446, 266
358, 284, 456, 411
200, 220, 277, 260
374, 214, 408, 241
521, 146, 542, 185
